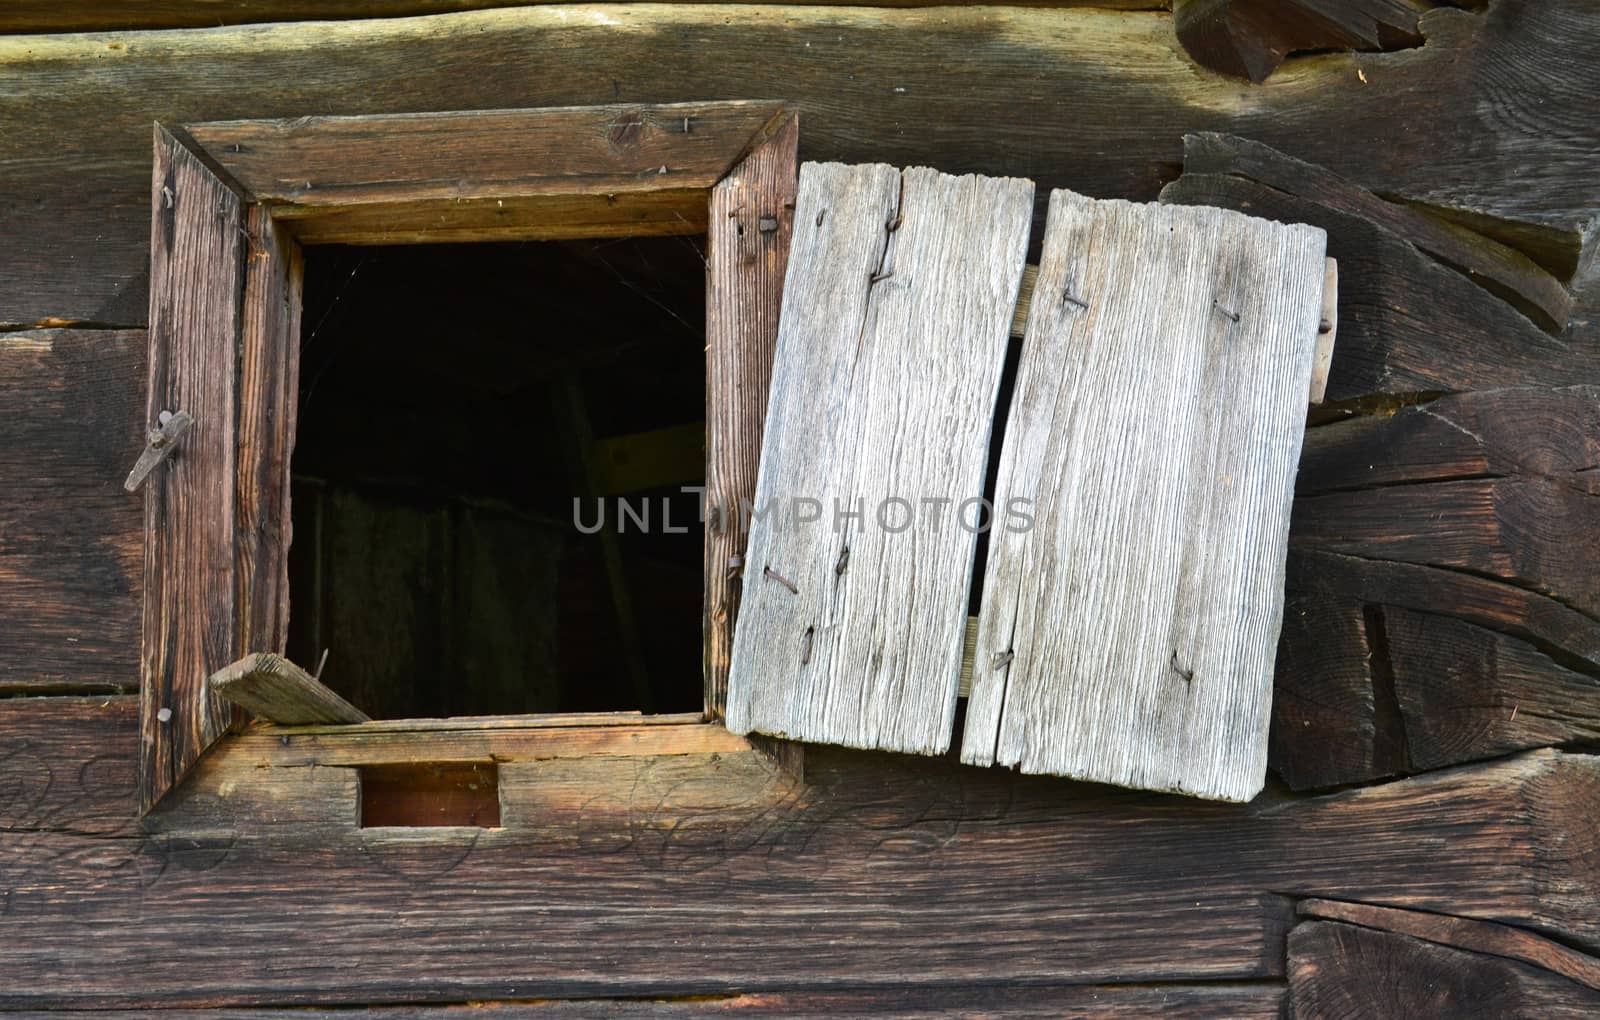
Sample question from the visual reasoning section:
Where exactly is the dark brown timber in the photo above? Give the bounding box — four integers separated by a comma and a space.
1289, 920, 1600, 1018
2, 2, 1595, 328
140, 124, 246, 813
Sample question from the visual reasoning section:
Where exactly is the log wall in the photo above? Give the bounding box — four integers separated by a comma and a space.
0, 0, 1596, 1014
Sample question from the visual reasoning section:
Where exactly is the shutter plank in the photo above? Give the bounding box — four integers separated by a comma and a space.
962, 192, 1326, 801
140, 125, 245, 812
725, 163, 1033, 755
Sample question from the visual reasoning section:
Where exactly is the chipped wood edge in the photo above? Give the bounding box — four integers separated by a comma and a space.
210, 652, 370, 725
1311, 257, 1338, 405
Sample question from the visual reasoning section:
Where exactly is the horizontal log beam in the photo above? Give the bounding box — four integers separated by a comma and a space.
1, 694, 1597, 1006
1, 1, 1594, 329
0, 331, 144, 693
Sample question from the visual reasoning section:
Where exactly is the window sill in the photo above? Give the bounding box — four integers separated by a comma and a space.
233, 711, 752, 768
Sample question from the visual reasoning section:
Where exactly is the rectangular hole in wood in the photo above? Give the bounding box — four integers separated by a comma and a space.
286, 238, 707, 719
359, 762, 501, 828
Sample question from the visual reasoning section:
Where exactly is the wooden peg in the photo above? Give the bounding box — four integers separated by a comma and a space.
123, 409, 194, 492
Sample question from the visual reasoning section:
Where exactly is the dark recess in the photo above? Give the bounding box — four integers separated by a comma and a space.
286, 238, 707, 719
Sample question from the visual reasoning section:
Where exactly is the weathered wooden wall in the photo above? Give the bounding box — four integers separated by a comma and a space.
0, 0, 1597, 1014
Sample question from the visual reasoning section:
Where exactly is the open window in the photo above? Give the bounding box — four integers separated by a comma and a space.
137, 102, 797, 811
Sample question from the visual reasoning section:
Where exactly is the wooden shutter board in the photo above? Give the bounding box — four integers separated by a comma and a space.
704, 112, 798, 719
962, 191, 1326, 801
140, 124, 247, 813
725, 162, 1033, 755
209, 652, 370, 726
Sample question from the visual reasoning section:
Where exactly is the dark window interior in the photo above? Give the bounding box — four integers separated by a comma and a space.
286, 238, 707, 719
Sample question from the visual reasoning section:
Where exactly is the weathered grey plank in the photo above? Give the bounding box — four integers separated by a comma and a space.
962, 192, 1326, 801
726, 162, 1032, 755
209, 653, 371, 725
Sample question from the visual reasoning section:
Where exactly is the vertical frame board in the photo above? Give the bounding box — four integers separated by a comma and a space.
139, 103, 794, 811
704, 114, 799, 719
236, 205, 303, 658
725, 164, 1033, 755
961, 191, 1326, 801
141, 125, 247, 812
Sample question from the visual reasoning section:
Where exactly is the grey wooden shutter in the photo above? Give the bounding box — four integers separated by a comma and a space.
723, 163, 1034, 754
961, 193, 1326, 801
726, 165, 1327, 800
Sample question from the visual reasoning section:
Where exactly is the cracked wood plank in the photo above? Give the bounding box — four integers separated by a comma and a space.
1299, 899, 1600, 993
140, 124, 245, 813
1182, 132, 1572, 331
962, 191, 1326, 801
725, 162, 1032, 755
1161, 174, 1587, 402
1270, 550, 1600, 789
1289, 920, 1600, 1019
1297, 386, 1600, 494
1291, 477, 1600, 619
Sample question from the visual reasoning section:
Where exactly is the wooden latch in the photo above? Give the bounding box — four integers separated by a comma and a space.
123, 409, 193, 492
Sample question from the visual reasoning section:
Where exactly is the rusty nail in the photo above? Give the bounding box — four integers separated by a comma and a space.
764, 565, 799, 594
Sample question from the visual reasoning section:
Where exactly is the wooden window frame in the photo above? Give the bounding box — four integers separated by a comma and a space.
139, 101, 798, 812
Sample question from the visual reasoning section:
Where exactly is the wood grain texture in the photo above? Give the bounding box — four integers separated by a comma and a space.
1298, 386, 1600, 495
0, 696, 139, 836
963, 191, 1326, 801
1299, 899, 1600, 993
140, 125, 246, 813
0, 0, 1167, 35
1288, 920, 1600, 1019
704, 112, 798, 719
3, 703, 1599, 1006
1291, 477, 1600, 618
726, 162, 1033, 755
1269, 595, 1403, 790
210, 653, 371, 725
1183, 132, 1572, 330
1268, 549, 1600, 790
0, 983, 1283, 1019
236, 205, 301, 661
0, 330, 144, 693
2, 1, 1595, 327
244, 718, 749, 767
1383, 606, 1600, 770
184, 103, 786, 246
1161, 173, 1587, 402
1173, 0, 1438, 83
